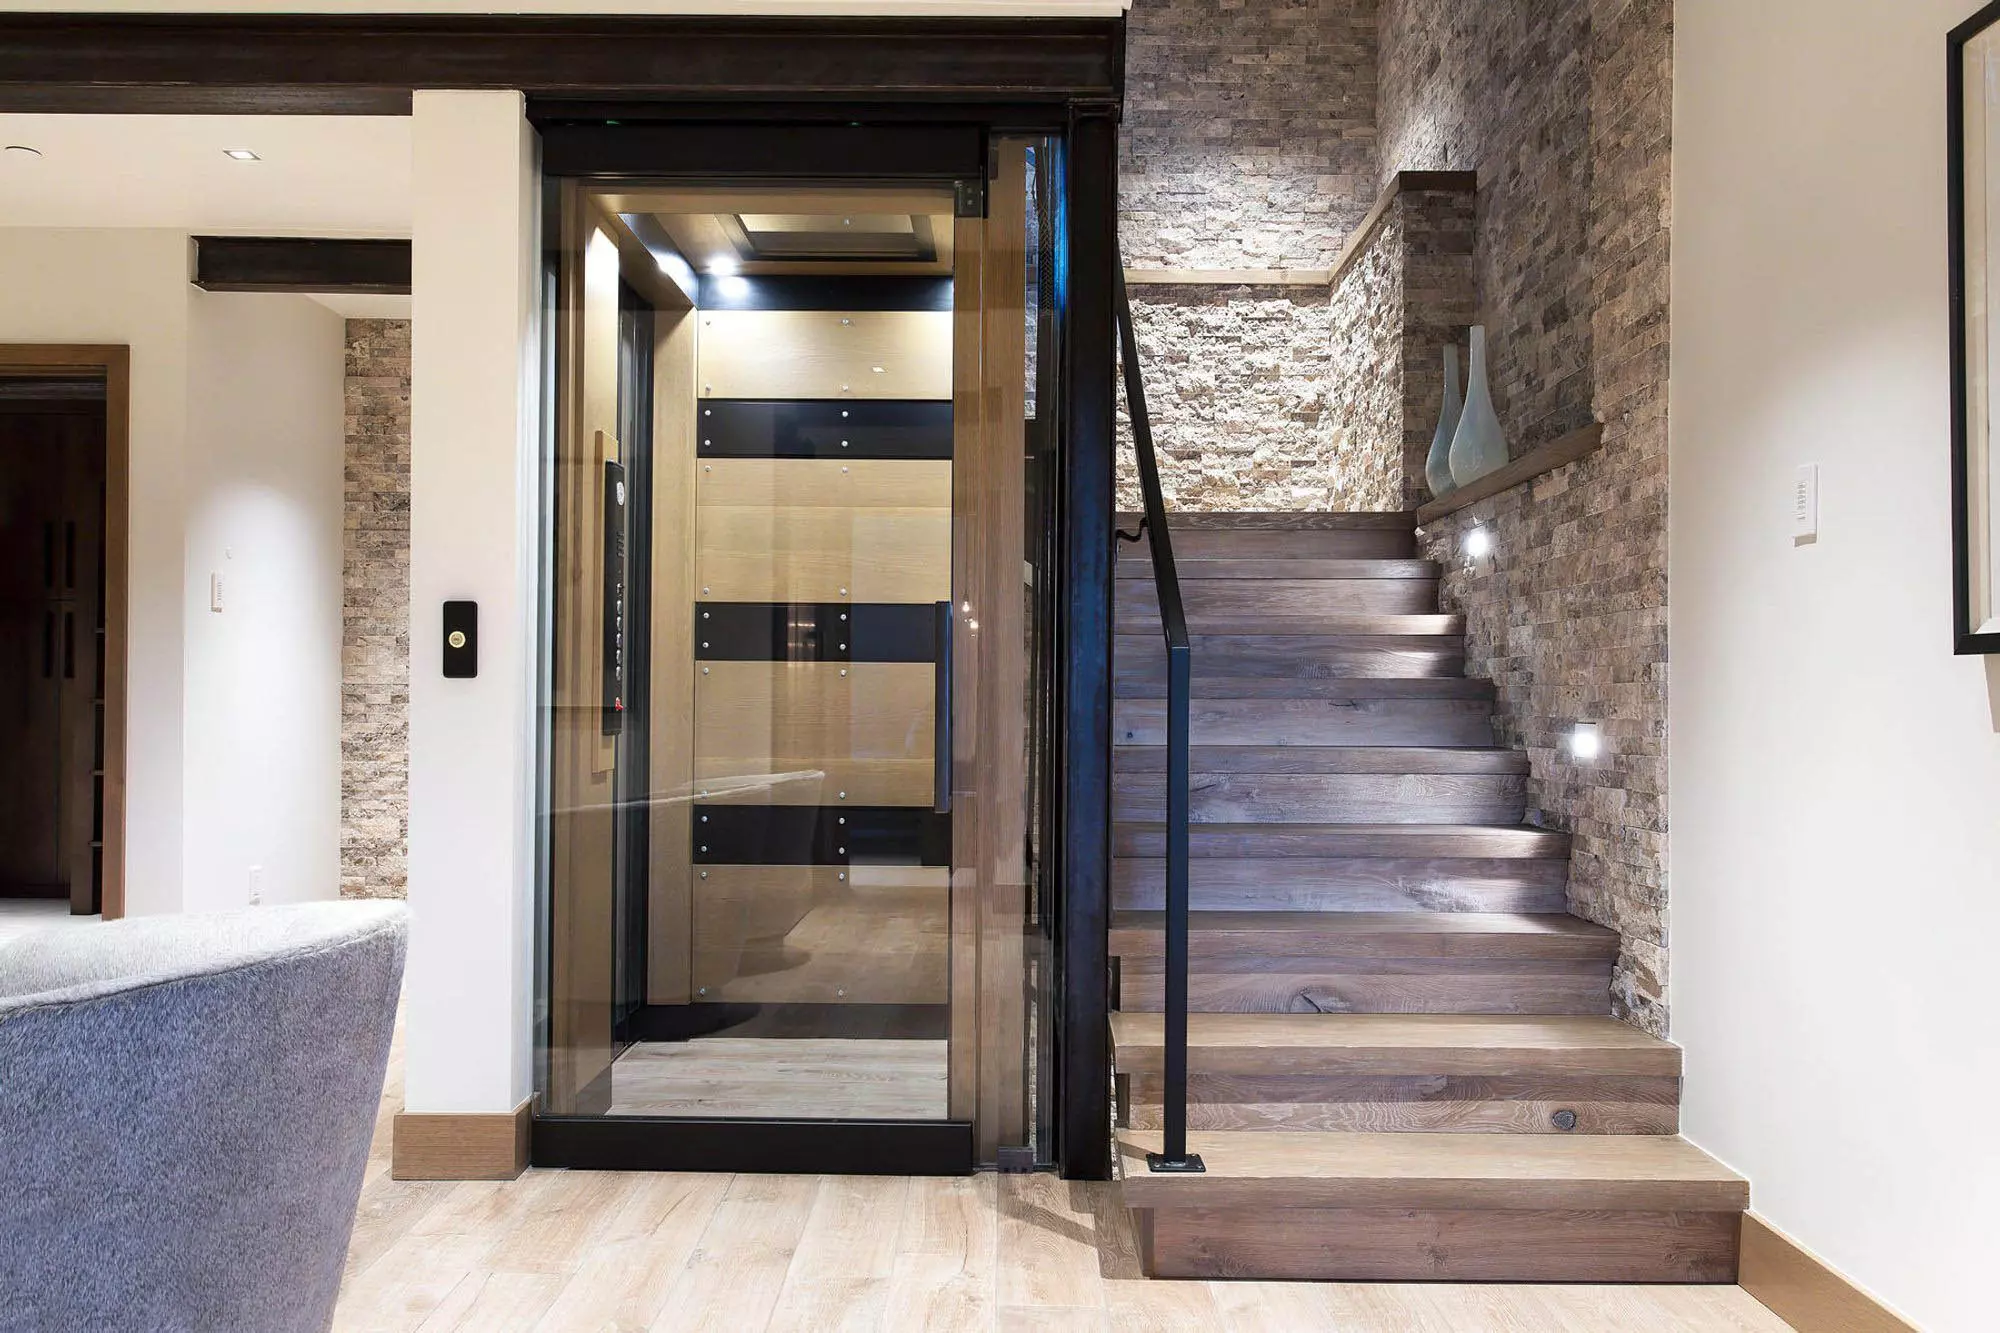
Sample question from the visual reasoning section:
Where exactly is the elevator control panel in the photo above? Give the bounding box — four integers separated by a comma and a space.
602, 460, 628, 736
442, 600, 477, 678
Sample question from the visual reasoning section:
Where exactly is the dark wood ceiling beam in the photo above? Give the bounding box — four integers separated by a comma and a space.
0, 15, 1123, 115
190, 237, 412, 295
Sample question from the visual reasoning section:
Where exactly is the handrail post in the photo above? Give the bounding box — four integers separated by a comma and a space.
1117, 260, 1204, 1176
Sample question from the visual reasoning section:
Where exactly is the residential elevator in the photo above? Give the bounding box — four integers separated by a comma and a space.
534, 133, 1074, 1174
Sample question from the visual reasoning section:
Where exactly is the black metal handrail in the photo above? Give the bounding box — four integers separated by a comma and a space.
1114, 264, 1204, 1176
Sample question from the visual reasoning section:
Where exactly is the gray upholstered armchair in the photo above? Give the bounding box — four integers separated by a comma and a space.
0, 902, 406, 1333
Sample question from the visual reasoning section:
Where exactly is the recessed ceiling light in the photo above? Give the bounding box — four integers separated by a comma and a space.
3, 144, 41, 158
223, 149, 260, 161
707, 256, 739, 276
871, 365, 887, 373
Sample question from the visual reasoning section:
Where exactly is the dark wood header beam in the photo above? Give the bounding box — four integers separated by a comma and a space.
0, 15, 1124, 116
190, 237, 412, 295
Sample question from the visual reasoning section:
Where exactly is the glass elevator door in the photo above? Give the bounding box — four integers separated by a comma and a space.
540, 141, 1061, 1167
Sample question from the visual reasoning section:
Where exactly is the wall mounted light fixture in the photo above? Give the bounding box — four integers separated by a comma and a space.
1568, 722, 1602, 761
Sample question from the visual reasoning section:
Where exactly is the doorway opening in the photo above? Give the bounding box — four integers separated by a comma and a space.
535, 136, 1070, 1175
0, 348, 128, 922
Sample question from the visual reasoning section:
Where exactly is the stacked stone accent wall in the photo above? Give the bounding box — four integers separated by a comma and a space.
1326, 184, 1478, 513
340, 319, 411, 900
1383, 0, 1674, 1033
1120, 0, 1383, 512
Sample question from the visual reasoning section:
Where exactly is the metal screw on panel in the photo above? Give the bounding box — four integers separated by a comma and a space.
698, 987, 708, 996
837, 872, 847, 882
702, 587, 710, 595
703, 464, 712, 473
703, 439, 712, 447
838, 817, 846, 826
839, 669, 848, 677
703, 408, 711, 416
840, 614, 848, 622
841, 440, 850, 448
841, 466, 849, 474
701, 642, 709, 649
699, 845, 708, 853
836, 988, 847, 998
838, 791, 847, 800
701, 815, 708, 823
699, 871, 708, 880
838, 847, 845, 855
702, 667, 710, 675
839, 643, 847, 651
703, 612, 710, 619
1551, 1109, 1579, 1132
839, 588, 848, 597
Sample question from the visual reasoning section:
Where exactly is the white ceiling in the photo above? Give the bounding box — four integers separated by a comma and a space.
0, 115, 411, 236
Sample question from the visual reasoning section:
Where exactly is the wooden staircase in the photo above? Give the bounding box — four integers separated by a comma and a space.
1109, 513, 1746, 1282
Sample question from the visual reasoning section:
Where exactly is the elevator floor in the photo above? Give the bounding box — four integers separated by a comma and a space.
607, 1037, 948, 1120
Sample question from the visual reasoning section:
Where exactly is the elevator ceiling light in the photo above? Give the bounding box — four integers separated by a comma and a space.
223, 149, 261, 161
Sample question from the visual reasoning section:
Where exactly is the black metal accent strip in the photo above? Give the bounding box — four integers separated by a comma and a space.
696, 276, 954, 313
190, 236, 411, 294
696, 602, 937, 661
618, 1002, 950, 1043
693, 805, 949, 866
533, 1115, 974, 1176
544, 122, 984, 180
697, 401, 953, 459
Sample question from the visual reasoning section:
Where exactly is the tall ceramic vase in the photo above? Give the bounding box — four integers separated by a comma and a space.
1425, 343, 1463, 501
1449, 325, 1509, 488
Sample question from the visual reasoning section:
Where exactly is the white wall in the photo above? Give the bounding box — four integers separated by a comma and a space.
0, 229, 191, 917
0, 230, 348, 916
1673, 5, 2000, 1330
402, 90, 540, 1117
182, 291, 346, 912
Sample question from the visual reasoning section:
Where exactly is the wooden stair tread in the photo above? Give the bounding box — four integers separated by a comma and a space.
1115, 746, 1528, 775
1116, 822, 1571, 859
1118, 613, 1463, 636
1116, 1131, 1747, 1213
1115, 678, 1495, 701
1110, 911, 1620, 960
1110, 1013, 1678, 1076
1123, 512, 1418, 532
1119, 558, 1439, 580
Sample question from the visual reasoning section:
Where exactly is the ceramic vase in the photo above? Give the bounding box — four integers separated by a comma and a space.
1424, 343, 1463, 500
1448, 325, 1509, 488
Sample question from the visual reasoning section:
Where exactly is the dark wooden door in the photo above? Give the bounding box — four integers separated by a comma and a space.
0, 403, 104, 907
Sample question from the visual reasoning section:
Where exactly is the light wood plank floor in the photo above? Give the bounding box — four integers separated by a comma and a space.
341, 1024, 1795, 1332
610, 1037, 949, 1120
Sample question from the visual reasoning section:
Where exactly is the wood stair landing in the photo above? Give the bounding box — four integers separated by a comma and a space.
1111, 512, 1743, 1283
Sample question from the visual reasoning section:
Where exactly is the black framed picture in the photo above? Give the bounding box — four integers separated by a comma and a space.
1950, 3, 2000, 653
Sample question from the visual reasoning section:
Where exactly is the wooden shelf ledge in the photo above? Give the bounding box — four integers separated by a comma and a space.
1329, 169, 1479, 290
1414, 423, 1605, 526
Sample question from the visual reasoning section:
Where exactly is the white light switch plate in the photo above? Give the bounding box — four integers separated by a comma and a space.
1792, 464, 1819, 541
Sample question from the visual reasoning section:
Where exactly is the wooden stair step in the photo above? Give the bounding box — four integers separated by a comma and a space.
1117, 1131, 1745, 1282
1114, 677, 1494, 701
1118, 579, 1438, 623
1120, 512, 1417, 560
1116, 1130, 1745, 1213
1114, 822, 1571, 859
1115, 746, 1529, 775
1114, 771, 1527, 825
1116, 612, 1462, 637
1119, 557, 1440, 580
1116, 696, 1496, 748
1112, 855, 1571, 914
1111, 911, 1616, 1016
1111, 1014, 1680, 1135
1110, 912, 1620, 961
1110, 1013, 1678, 1078
1117, 633, 1467, 682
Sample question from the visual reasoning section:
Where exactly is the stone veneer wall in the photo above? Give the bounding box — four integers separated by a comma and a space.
340, 319, 411, 899
1119, 0, 1382, 511
1381, 0, 1674, 1033
1326, 182, 1477, 512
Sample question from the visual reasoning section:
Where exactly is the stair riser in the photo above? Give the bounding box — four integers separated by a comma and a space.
1112, 858, 1572, 913
1116, 700, 1496, 748
1133, 1207, 1740, 1283
1122, 530, 1415, 560
1114, 774, 1528, 825
1116, 965, 1613, 1016
1118, 580, 1439, 626
1118, 1073, 1680, 1135
1116, 639, 1467, 682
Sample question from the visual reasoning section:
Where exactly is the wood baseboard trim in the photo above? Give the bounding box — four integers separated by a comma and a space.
391, 1100, 533, 1181
1739, 1213, 1917, 1333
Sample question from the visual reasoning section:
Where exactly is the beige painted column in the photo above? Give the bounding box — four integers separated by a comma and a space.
396, 90, 541, 1178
